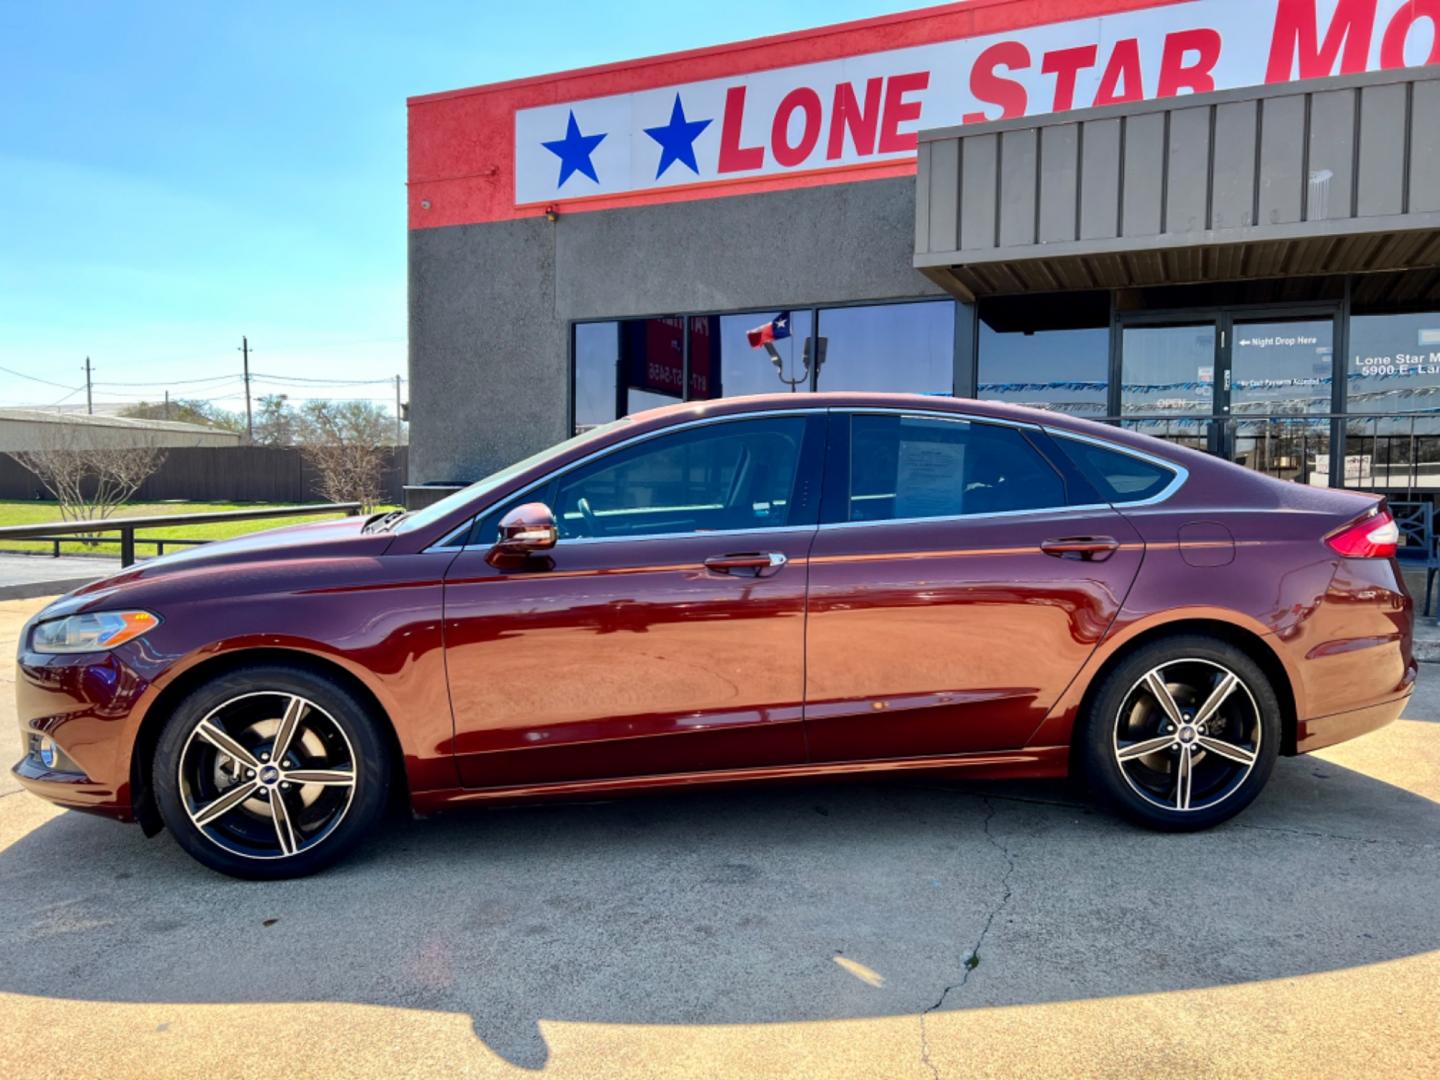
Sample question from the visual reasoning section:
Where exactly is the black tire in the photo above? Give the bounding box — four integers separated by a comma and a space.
154, 664, 391, 879
1078, 635, 1281, 831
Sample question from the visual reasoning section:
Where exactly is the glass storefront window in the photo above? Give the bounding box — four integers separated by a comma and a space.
977, 293, 1108, 415
814, 301, 954, 395
1343, 414, 1440, 491
1349, 311, 1440, 415
1234, 417, 1332, 486
618, 316, 687, 415
688, 310, 816, 400
1230, 317, 1333, 415
573, 322, 619, 434
1116, 416, 1209, 452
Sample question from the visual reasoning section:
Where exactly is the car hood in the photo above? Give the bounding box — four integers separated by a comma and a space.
68, 516, 391, 598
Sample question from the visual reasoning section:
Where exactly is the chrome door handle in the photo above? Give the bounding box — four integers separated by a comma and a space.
704, 552, 787, 575
1040, 536, 1119, 561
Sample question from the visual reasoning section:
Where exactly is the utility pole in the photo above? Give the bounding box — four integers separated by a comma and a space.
394, 374, 403, 445
239, 336, 253, 442
83, 357, 93, 414
164, 390, 171, 421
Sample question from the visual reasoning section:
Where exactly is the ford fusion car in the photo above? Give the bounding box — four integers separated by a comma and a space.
12, 393, 1414, 878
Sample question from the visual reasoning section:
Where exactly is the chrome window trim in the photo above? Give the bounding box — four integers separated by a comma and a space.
844, 406, 1043, 433
1042, 427, 1189, 508
818, 502, 1115, 531
560, 523, 822, 546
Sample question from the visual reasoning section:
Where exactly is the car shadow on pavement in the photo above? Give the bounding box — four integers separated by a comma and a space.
1, 754, 1436, 1070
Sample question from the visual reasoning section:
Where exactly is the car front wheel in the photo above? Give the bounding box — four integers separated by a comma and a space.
1079, 636, 1281, 831
153, 664, 391, 879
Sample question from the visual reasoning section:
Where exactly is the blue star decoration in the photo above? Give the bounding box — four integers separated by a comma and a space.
542, 110, 606, 187
644, 94, 712, 179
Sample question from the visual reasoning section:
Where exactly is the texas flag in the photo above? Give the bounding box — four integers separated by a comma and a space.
746, 312, 792, 348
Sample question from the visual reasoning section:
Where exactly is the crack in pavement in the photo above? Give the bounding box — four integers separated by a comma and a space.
1231, 820, 1438, 849
919, 795, 1017, 1080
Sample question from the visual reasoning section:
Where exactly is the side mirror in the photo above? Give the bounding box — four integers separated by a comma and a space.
487, 502, 558, 566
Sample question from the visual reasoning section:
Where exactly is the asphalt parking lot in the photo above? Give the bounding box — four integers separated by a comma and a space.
1, 594, 1436, 1078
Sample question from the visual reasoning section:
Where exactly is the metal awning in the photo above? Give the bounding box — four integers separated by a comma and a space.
913, 67, 1440, 300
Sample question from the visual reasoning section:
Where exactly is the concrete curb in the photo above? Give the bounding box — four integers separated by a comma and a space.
0, 577, 98, 602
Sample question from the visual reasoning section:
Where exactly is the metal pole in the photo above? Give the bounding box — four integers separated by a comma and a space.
164, 390, 170, 421
84, 357, 93, 414
240, 336, 253, 442
394, 374, 402, 444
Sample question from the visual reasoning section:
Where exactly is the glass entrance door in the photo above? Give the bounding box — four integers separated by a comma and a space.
1228, 316, 1335, 486
1119, 321, 1219, 454
1119, 309, 1340, 485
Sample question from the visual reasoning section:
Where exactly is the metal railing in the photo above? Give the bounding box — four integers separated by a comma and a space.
1109, 412, 1440, 495
0, 503, 363, 567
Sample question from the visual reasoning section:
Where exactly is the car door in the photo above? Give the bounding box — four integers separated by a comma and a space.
803, 410, 1144, 762
443, 412, 825, 789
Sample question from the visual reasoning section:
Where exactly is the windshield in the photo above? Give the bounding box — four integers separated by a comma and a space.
392, 418, 633, 535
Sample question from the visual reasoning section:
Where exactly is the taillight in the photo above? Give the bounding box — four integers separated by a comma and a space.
1326, 509, 1399, 559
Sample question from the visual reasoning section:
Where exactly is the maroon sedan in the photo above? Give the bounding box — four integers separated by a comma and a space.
12, 394, 1415, 878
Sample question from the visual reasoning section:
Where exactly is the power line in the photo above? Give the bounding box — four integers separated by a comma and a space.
0, 365, 82, 391
251, 372, 404, 385
93, 372, 241, 388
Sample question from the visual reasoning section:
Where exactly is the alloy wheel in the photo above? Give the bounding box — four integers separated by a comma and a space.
1111, 658, 1261, 813
177, 691, 357, 860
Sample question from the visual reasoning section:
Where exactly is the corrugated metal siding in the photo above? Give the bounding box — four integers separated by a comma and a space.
915, 67, 1440, 298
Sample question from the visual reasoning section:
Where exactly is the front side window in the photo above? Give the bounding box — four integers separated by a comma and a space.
845, 414, 1066, 523
475, 416, 813, 545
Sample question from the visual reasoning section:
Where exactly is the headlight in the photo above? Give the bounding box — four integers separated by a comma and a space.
30, 611, 160, 654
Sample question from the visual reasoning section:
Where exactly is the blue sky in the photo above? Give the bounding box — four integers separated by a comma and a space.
0, 0, 916, 414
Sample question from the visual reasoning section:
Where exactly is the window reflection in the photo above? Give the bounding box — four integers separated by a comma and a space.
978, 293, 1108, 415
1350, 310, 1440, 414
1231, 318, 1332, 415
1121, 324, 1216, 417
618, 316, 686, 414
1233, 417, 1332, 486
815, 301, 954, 395
848, 414, 1066, 521
553, 416, 808, 538
689, 311, 816, 399
1344, 414, 1440, 491
574, 322, 619, 434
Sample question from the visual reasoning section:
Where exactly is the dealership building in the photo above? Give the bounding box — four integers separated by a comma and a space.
405, 0, 1440, 504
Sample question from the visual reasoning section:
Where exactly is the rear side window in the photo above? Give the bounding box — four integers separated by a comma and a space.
1054, 436, 1178, 504
846, 414, 1067, 522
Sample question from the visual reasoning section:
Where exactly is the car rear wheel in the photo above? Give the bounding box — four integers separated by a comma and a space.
154, 665, 390, 879
1079, 636, 1280, 831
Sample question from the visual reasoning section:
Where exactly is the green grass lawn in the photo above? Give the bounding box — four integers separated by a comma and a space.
0, 501, 390, 558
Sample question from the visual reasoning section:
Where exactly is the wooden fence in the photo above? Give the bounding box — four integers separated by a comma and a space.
0, 445, 408, 505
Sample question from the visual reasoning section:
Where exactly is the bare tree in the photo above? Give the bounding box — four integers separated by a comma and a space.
8, 426, 168, 522
254, 393, 298, 446
119, 398, 244, 433
297, 400, 392, 511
